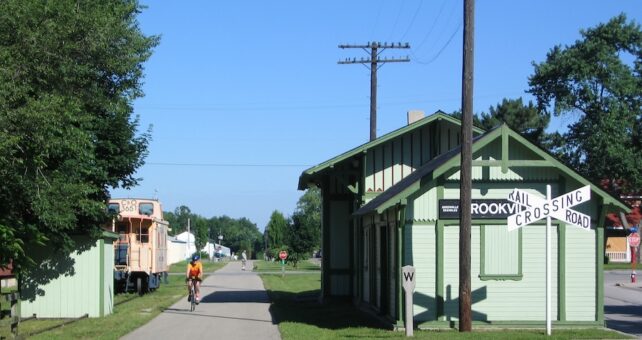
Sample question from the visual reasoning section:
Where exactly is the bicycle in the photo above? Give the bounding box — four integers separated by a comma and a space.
188, 278, 197, 312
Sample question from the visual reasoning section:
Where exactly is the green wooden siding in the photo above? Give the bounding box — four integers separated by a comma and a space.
438, 224, 559, 321
565, 226, 596, 321
481, 225, 520, 277
329, 200, 351, 296
363, 121, 465, 194
408, 185, 439, 221
410, 223, 437, 322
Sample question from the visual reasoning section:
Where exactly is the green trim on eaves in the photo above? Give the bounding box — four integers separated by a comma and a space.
101, 230, 119, 239
298, 111, 484, 189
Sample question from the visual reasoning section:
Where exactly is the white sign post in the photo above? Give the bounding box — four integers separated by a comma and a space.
402, 266, 416, 337
507, 185, 591, 336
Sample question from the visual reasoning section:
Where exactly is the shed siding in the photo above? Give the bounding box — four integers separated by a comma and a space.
104, 240, 115, 315
411, 223, 437, 321
441, 225, 558, 321
21, 241, 102, 318
565, 226, 596, 321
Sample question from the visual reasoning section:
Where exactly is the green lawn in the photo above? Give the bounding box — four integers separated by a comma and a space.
253, 259, 321, 272
15, 261, 225, 339
260, 273, 634, 340
605, 262, 639, 270
167, 259, 226, 273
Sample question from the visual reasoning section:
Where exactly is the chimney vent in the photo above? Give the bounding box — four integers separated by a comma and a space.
407, 110, 424, 125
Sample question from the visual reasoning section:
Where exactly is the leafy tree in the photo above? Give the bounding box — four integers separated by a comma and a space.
528, 14, 642, 194
0, 0, 158, 270
164, 206, 209, 251
264, 210, 288, 259
208, 215, 262, 256
286, 188, 321, 267
478, 98, 550, 144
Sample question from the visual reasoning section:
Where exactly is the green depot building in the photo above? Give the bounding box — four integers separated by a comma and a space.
298, 111, 629, 329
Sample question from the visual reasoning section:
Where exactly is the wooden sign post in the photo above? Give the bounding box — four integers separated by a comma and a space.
402, 265, 416, 337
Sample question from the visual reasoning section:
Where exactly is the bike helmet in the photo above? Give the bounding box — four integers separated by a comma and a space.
191, 254, 200, 262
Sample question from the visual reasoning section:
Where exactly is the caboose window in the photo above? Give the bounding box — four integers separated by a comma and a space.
139, 203, 154, 216
108, 203, 120, 214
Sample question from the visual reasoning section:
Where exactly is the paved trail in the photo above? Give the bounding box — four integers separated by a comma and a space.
604, 270, 642, 338
122, 261, 280, 340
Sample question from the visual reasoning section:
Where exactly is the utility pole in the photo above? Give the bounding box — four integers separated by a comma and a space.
338, 42, 410, 141
459, 0, 475, 332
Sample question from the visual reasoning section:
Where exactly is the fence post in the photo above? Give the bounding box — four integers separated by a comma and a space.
5, 292, 20, 337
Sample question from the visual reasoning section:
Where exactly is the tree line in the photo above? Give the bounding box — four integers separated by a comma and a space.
163, 206, 264, 259
162, 186, 322, 266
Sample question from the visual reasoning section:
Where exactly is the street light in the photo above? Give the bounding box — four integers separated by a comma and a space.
217, 234, 223, 261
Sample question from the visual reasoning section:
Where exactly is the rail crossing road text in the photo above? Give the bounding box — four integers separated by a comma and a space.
507, 185, 592, 231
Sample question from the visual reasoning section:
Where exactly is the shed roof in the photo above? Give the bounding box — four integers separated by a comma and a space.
354, 124, 630, 216
298, 111, 484, 190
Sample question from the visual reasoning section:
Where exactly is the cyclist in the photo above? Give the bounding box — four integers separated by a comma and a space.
186, 254, 203, 303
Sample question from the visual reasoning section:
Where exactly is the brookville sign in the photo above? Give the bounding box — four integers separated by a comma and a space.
439, 199, 526, 219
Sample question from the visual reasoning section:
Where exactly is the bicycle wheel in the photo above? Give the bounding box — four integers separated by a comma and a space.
190, 285, 196, 311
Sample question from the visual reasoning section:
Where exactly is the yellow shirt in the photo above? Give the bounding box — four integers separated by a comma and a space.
187, 261, 202, 278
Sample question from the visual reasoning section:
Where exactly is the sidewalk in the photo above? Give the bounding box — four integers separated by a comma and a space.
121, 261, 281, 339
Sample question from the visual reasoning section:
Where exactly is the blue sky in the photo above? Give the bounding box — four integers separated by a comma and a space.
111, 1, 642, 231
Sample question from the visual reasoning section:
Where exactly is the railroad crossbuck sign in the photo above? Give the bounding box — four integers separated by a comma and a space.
507, 185, 592, 231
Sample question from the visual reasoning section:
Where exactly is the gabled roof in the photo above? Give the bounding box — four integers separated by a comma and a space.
354, 124, 630, 216
298, 111, 484, 189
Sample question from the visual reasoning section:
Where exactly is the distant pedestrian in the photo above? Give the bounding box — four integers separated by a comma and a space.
241, 250, 247, 270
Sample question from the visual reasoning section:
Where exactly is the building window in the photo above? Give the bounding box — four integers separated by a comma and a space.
108, 203, 120, 215
479, 225, 522, 281
139, 203, 154, 216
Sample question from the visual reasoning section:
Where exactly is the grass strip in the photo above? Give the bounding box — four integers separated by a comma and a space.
604, 262, 640, 270
18, 261, 225, 339
253, 259, 321, 272
260, 273, 634, 340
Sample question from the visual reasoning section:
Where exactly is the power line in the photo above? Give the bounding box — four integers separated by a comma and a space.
136, 90, 526, 112
386, 1, 406, 42
413, 0, 449, 52
146, 162, 313, 168
412, 20, 462, 65
399, 0, 424, 41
